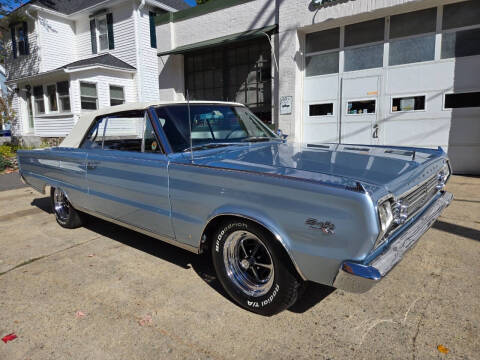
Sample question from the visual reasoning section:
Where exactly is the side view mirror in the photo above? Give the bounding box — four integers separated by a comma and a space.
277, 129, 288, 140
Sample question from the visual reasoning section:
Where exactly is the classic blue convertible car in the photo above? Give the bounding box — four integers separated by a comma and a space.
18, 101, 452, 315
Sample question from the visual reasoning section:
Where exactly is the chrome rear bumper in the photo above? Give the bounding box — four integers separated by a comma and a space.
333, 191, 453, 293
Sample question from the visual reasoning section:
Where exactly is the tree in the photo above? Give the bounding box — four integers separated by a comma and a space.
0, 94, 16, 131
196, 0, 210, 4
0, 0, 26, 17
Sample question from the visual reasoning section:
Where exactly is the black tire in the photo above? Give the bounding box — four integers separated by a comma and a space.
211, 220, 303, 316
50, 187, 84, 229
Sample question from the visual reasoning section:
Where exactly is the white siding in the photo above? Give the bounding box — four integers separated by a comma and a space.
37, 14, 76, 72
69, 69, 137, 115
5, 18, 40, 81
136, 4, 160, 101
34, 115, 76, 137
75, 2, 137, 67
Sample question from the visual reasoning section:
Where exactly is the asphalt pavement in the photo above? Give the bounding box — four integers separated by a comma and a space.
0, 176, 478, 359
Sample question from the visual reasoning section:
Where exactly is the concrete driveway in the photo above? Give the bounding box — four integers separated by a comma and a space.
0, 175, 478, 359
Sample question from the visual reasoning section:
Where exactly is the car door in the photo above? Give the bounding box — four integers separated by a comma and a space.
81, 110, 174, 239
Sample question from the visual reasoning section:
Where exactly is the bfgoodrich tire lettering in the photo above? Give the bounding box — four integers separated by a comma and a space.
212, 220, 302, 316
51, 187, 84, 229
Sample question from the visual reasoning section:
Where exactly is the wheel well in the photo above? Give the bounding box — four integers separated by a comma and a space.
201, 215, 304, 280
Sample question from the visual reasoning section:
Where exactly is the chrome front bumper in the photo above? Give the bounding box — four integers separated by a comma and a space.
333, 191, 453, 293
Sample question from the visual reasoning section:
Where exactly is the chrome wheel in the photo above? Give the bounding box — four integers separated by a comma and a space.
223, 230, 274, 297
53, 188, 70, 222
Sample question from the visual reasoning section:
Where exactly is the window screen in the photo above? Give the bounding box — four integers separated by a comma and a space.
441, 28, 480, 59
306, 28, 340, 53
345, 19, 385, 47
347, 100, 376, 114
392, 96, 426, 112
444, 92, 480, 109
110, 85, 125, 106
33, 86, 45, 114
389, 34, 435, 65
344, 43, 383, 71
309, 103, 334, 116
305, 52, 339, 76
80, 82, 98, 110
57, 81, 70, 112
442, 1, 480, 30
47, 85, 58, 112
390, 8, 436, 39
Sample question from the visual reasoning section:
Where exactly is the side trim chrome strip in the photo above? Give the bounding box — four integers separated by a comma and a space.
75, 206, 199, 254
202, 212, 308, 281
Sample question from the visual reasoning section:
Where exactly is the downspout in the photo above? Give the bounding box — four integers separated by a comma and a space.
139, 0, 146, 11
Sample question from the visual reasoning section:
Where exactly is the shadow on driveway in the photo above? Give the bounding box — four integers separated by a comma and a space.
31, 195, 334, 314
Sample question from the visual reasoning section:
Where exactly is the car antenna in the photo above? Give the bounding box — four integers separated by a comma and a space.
187, 90, 194, 163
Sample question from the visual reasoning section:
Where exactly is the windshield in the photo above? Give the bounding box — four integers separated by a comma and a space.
154, 104, 279, 152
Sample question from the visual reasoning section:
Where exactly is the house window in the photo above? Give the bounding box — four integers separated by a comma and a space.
444, 92, 480, 109
33, 86, 45, 115
57, 81, 71, 112
16, 24, 27, 56
149, 12, 157, 48
47, 84, 58, 112
80, 82, 98, 110
110, 85, 125, 106
392, 96, 426, 112
97, 16, 109, 52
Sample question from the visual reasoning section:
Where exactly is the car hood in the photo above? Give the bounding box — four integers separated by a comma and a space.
189, 142, 446, 194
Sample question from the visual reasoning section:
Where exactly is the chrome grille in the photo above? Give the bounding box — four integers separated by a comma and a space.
402, 175, 439, 217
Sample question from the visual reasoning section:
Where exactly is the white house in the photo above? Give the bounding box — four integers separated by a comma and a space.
3, 0, 189, 145
155, 0, 480, 174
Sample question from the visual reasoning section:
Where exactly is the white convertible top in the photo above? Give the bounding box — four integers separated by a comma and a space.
59, 100, 244, 148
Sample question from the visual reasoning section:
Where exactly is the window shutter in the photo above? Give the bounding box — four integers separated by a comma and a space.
10, 25, 17, 59
23, 22, 30, 55
149, 12, 157, 48
107, 13, 114, 50
90, 19, 97, 54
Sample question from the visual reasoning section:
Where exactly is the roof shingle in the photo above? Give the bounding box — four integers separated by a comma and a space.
58, 54, 136, 71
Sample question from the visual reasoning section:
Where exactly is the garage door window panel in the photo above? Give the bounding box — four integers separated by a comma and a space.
347, 100, 376, 115
389, 34, 435, 66
441, 28, 480, 59
444, 92, 480, 109
442, 1, 480, 30
309, 103, 334, 116
344, 43, 384, 72
344, 19, 385, 72
392, 96, 426, 112
306, 52, 339, 76
306, 28, 340, 53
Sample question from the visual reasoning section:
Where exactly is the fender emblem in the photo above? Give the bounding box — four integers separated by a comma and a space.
305, 218, 335, 234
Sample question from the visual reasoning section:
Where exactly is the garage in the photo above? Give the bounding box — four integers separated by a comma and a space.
302, 1, 480, 174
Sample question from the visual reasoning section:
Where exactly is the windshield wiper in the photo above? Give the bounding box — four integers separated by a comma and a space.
183, 143, 232, 152
241, 137, 273, 143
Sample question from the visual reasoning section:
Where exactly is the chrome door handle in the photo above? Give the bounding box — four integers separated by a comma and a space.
372, 125, 379, 139
86, 161, 99, 170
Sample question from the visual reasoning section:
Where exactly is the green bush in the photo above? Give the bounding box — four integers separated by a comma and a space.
0, 144, 15, 158
0, 153, 12, 171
